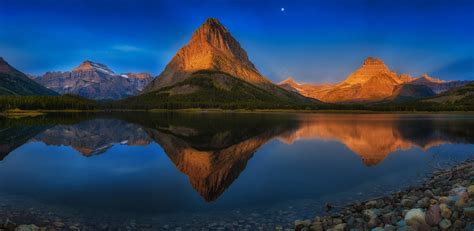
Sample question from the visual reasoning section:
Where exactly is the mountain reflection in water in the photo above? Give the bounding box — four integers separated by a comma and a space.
0, 113, 473, 203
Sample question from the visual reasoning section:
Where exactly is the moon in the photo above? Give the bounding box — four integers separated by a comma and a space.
281, 7, 285, 12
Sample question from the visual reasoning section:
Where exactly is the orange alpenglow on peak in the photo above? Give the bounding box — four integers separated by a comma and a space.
144, 17, 274, 92
362, 56, 385, 65
73, 60, 115, 74
279, 77, 300, 86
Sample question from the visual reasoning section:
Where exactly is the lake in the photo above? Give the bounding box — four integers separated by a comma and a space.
0, 112, 473, 230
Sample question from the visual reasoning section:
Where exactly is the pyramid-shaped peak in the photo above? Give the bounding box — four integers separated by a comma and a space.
192, 18, 230, 43
73, 60, 114, 74
280, 77, 300, 86
363, 57, 385, 66
203, 18, 225, 28
187, 18, 256, 70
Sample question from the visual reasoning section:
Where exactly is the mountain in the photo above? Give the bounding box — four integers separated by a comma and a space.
34, 61, 152, 100
278, 77, 336, 100
387, 84, 436, 102
0, 57, 58, 96
132, 18, 314, 109
32, 119, 151, 156
409, 74, 470, 94
317, 57, 412, 102
424, 82, 474, 106
278, 57, 413, 103
278, 57, 470, 103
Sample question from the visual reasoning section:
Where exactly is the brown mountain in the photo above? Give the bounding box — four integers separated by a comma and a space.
319, 57, 411, 102
278, 57, 469, 103
138, 18, 313, 107
278, 77, 336, 100
146, 18, 271, 91
0, 57, 58, 96
34, 61, 152, 100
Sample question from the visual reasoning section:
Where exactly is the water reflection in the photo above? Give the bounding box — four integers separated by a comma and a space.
0, 113, 473, 203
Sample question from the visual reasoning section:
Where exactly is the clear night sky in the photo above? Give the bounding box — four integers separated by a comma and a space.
0, 0, 473, 82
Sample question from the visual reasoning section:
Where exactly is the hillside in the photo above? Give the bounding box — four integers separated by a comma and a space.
387, 84, 436, 102
117, 70, 315, 109
424, 82, 474, 106
0, 57, 58, 96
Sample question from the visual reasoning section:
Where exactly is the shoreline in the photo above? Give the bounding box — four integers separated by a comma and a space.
292, 159, 474, 231
2, 108, 474, 118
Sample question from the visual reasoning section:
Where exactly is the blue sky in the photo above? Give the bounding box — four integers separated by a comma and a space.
0, 0, 473, 82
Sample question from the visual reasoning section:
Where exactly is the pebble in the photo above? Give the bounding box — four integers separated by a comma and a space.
15, 225, 38, 231
425, 205, 441, 226
463, 207, 474, 218
439, 219, 451, 230
404, 209, 425, 226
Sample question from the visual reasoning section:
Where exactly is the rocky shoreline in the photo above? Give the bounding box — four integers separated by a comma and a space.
293, 159, 474, 231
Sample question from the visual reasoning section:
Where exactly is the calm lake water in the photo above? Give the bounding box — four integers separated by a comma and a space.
0, 112, 473, 229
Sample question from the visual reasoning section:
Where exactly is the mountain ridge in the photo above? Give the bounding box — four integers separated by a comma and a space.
0, 57, 58, 96
34, 60, 152, 100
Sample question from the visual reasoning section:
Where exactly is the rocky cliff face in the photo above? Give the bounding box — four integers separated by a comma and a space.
143, 18, 310, 103
145, 18, 270, 91
34, 61, 152, 100
0, 57, 58, 96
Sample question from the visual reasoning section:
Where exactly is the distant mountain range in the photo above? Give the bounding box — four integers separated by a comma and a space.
278, 57, 471, 103
0, 18, 472, 109
32, 61, 152, 100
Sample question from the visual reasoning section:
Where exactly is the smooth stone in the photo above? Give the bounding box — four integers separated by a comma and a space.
465, 222, 474, 231
425, 205, 441, 226
367, 218, 380, 228
401, 199, 415, 208
330, 223, 346, 231
15, 225, 39, 231
370, 228, 384, 231
416, 197, 430, 208
463, 207, 474, 218
446, 196, 460, 206
396, 220, 407, 227
440, 204, 452, 219
383, 224, 396, 231
468, 185, 474, 196
404, 208, 425, 226
365, 200, 378, 208
363, 209, 378, 220
453, 220, 464, 228
439, 219, 451, 230
423, 190, 434, 198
